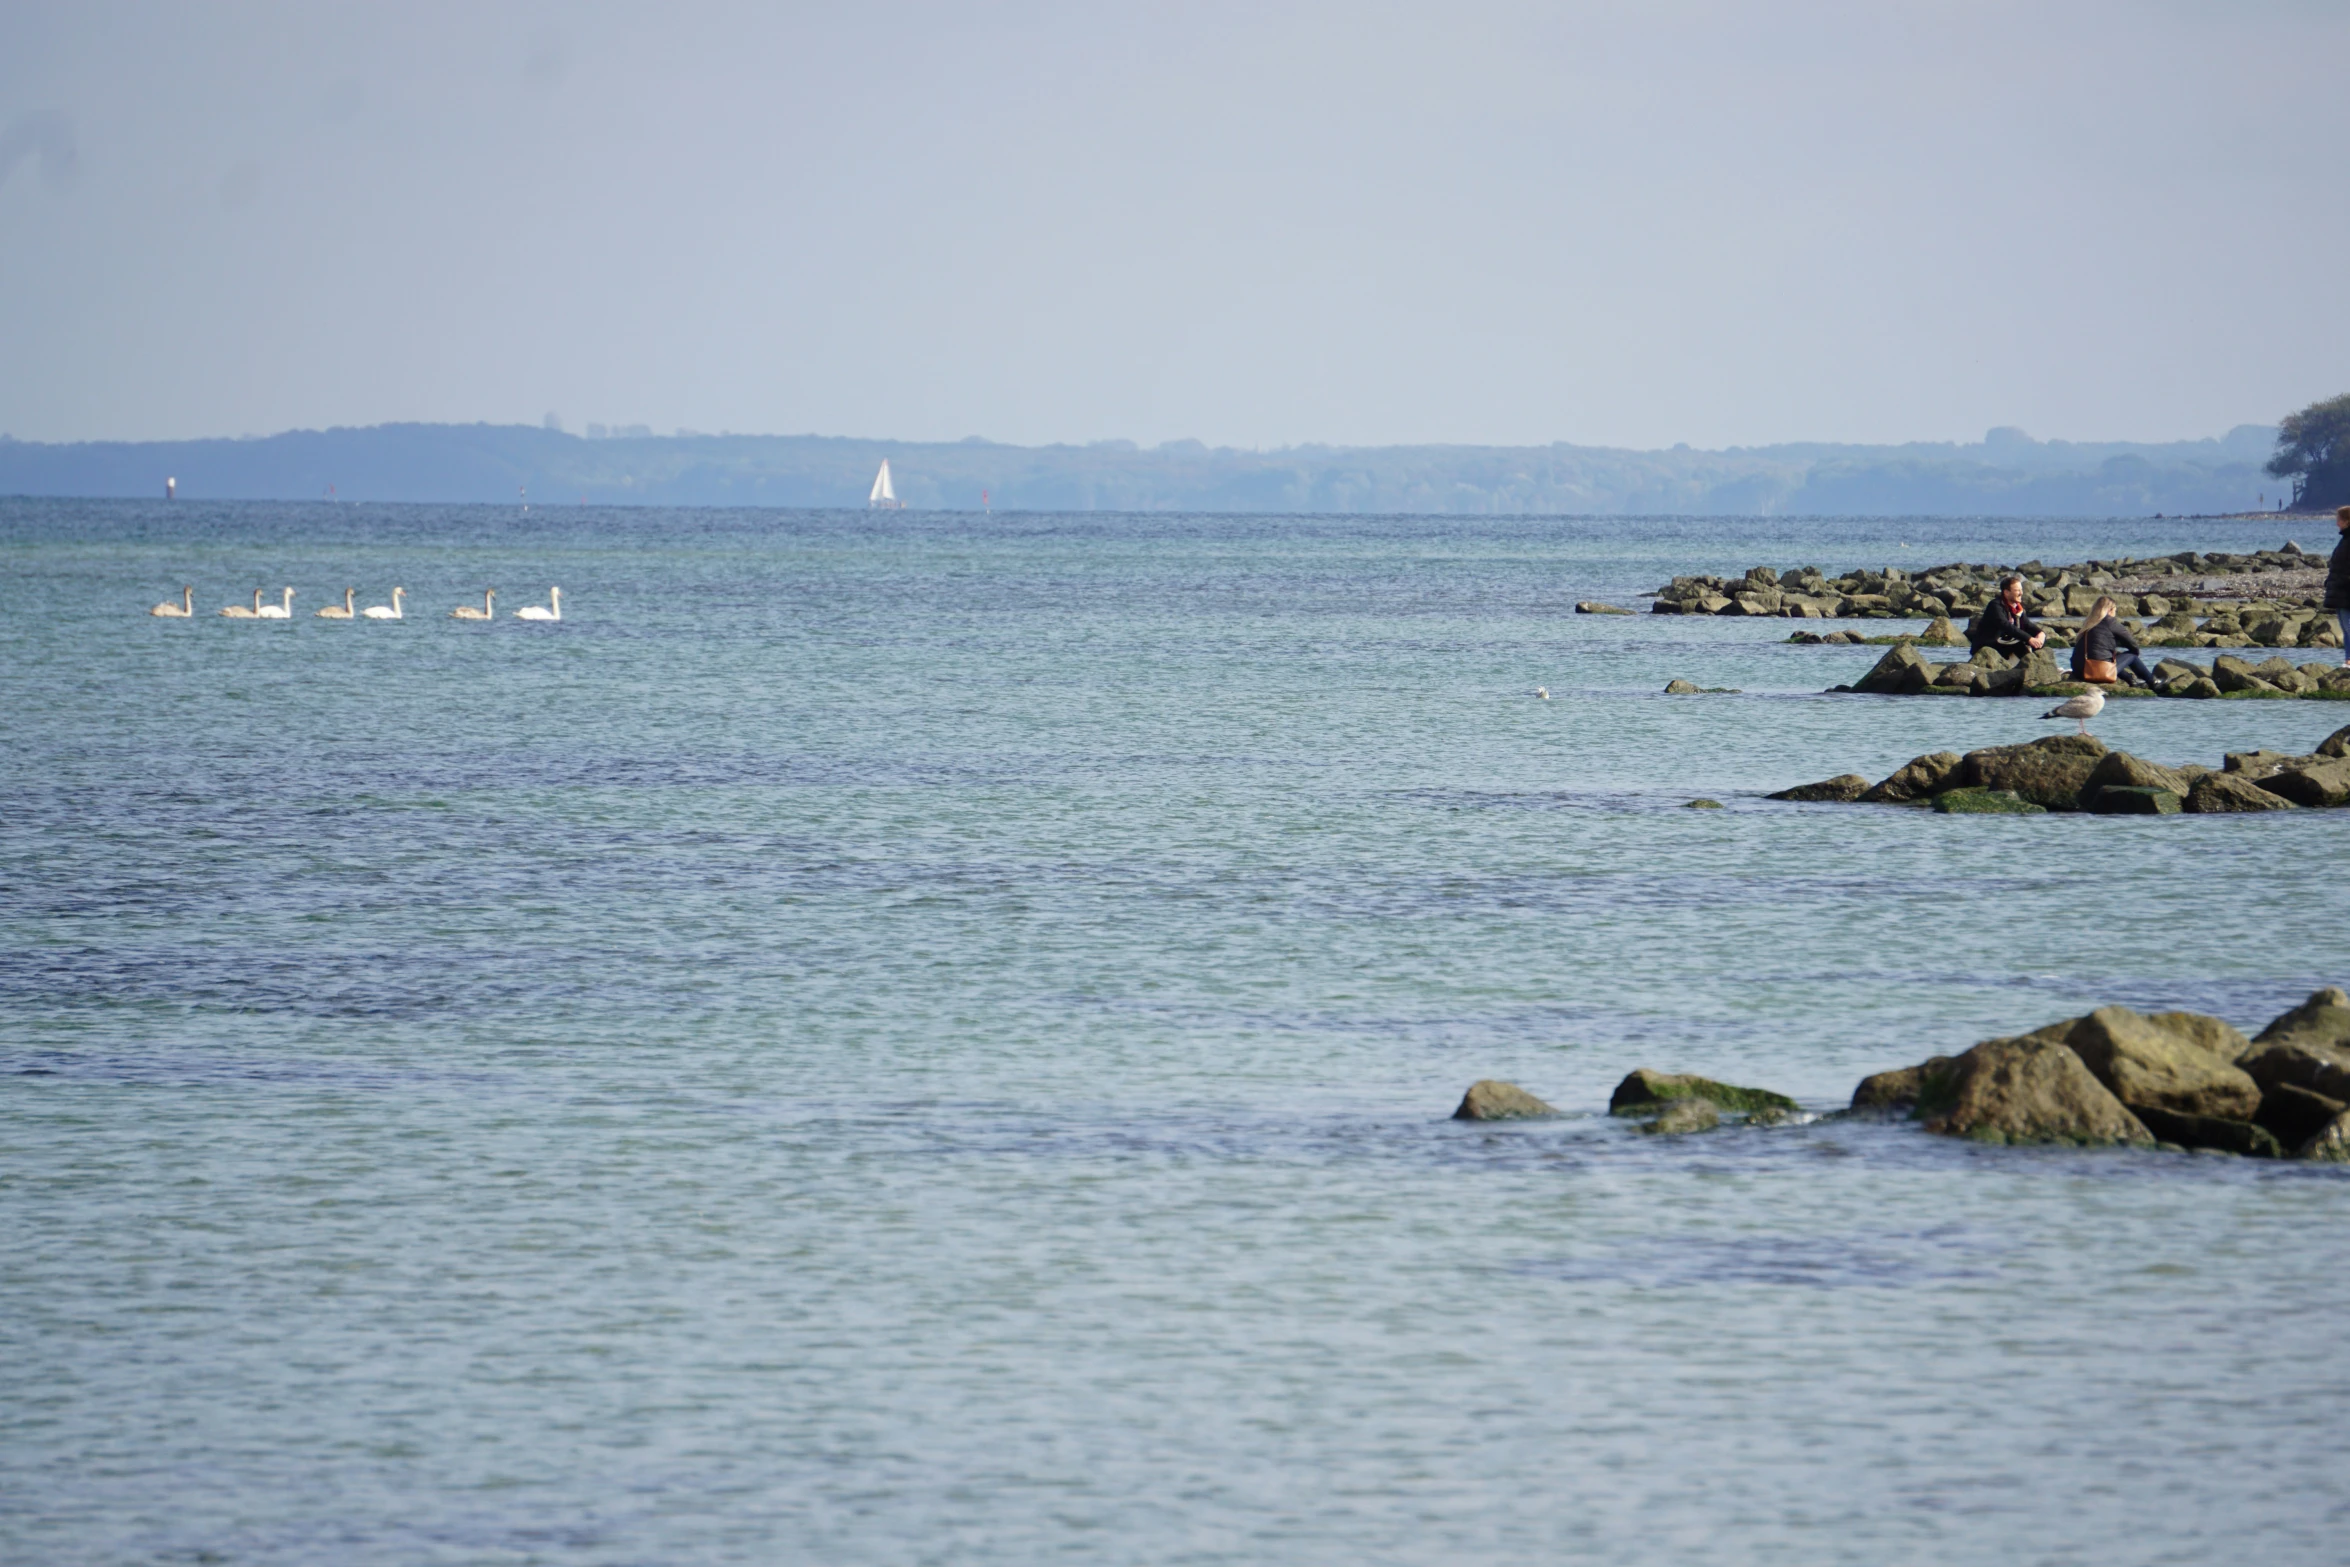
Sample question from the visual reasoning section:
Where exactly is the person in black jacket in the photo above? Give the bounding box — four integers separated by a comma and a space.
2072, 596, 2158, 686
2329, 506, 2350, 667
1968, 575, 2046, 660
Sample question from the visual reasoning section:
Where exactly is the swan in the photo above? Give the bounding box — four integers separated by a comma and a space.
150, 586, 193, 617
2041, 686, 2105, 736
316, 587, 356, 619
221, 589, 263, 619
514, 586, 561, 622
362, 587, 406, 620
255, 587, 295, 619
451, 589, 496, 621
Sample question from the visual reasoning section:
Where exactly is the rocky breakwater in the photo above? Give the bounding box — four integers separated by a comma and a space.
1839, 639, 2350, 701
1851, 992, 2350, 1160
1649, 544, 2336, 650
1770, 725, 2350, 815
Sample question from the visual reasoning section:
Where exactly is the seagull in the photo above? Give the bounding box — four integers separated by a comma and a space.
2041, 686, 2105, 735
1535, 687, 1550, 700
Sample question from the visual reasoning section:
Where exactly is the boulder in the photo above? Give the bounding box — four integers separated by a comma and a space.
2061, 1005, 2259, 1119
1958, 735, 2107, 810
1685, 798, 1724, 809
1767, 774, 1870, 802
2184, 772, 2297, 813
2252, 1082, 2349, 1150
2298, 1111, 2350, 1163
1608, 1068, 1796, 1117
2180, 676, 2223, 699
2235, 987, 2350, 1102
1850, 1057, 1953, 1112
2130, 1106, 2283, 1158
2085, 786, 2180, 815
1913, 1035, 2153, 1146
1919, 616, 1963, 646
1575, 601, 1634, 615
2320, 725, 2350, 760
2222, 749, 2304, 776
1859, 751, 1964, 804
2020, 647, 2063, 688
1664, 678, 1700, 694
2212, 655, 2272, 694
1453, 1080, 1559, 1121
2082, 750, 2195, 800
2257, 757, 2350, 808
1851, 642, 1931, 695
1637, 1099, 1721, 1135
1933, 788, 2045, 814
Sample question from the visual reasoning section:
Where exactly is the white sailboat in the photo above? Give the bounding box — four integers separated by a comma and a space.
868, 459, 904, 510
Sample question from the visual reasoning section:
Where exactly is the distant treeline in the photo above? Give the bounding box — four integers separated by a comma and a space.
0, 421, 2299, 516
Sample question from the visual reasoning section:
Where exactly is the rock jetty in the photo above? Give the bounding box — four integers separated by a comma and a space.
1853, 991, 2350, 1159
1769, 726, 2350, 814
1837, 640, 2350, 700
1649, 545, 2334, 644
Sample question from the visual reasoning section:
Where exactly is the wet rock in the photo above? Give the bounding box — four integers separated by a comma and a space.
2085, 786, 2180, 814
2082, 750, 2195, 801
1575, 601, 1634, 615
1850, 1057, 1954, 1112
2236, 987, 2350, 1102
1664, 678, 1700, 694
2253, 1082, 2349, 1150
1912, 1035, 2153, 1147
1685, 798, 1724, 809
1453, 1080, 1559, 1121
2062, 1006, 2258, 1120
2223, 749, 2305, 777
1608, 1068, 1796, 1118
1767, 773, 1870, 802
2319, 724, 2350, 760
1919, 616, 1963, 646
1958, 735, 2106, 810
1637, 1099, 1721, 1135
2131, 1106, 2284, 1158
2183, 772, 2297, 812
2298, 1111, 2350, 1162
2256, 757, 2350, 808
2212, 655, 2273, 694
1932, 788, 2045, 814
1858, 751, 1964, 804
1851, 642, 1931, 695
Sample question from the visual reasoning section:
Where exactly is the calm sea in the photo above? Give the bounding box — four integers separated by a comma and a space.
5, 499, 2346, 1565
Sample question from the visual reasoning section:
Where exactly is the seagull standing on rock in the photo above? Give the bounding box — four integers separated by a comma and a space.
2041, 686, 2105, 736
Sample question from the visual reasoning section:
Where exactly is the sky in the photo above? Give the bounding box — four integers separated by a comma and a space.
1, 1, 2343, 451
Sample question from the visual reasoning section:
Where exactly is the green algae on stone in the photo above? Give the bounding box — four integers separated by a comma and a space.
1608, 1068, 1796, 1118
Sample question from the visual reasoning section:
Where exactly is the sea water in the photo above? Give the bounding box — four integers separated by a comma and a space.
4, 499, 2346, 1565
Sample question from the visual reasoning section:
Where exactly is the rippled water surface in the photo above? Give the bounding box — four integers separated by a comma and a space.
5, 500, 2348, 1564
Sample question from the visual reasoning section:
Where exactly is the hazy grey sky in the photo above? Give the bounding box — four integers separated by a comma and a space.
1, 1, 2342, 449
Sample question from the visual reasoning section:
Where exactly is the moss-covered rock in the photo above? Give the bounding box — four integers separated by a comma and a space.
2185, 772, 2298, 812
1859, 751, 1964, 804
1637, 1099, 1721, 1135
1767, 774, 1870, 802
1932, 788, 2046, 814
1608, 1068, 1795, 1117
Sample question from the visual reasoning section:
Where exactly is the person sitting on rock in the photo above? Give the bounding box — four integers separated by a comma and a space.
1968, 574, 2046, 661
2329, 505, 2350, 668
2072, 595, 2157, 687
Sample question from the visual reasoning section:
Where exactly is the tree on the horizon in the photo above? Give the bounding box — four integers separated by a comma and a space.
2266, 392, 2350, 511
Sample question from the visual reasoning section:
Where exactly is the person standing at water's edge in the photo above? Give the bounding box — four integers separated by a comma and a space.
2328, 506, 2350, 667
1968, 574, 2046, 660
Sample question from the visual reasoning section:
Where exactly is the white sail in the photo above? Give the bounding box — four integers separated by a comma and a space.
869, 460, 898, 506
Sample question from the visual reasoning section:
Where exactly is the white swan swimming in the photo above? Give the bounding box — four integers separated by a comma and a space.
255, 587, 295, 619
362, 587, 406, 620
221, 589, 263, 619
2041, 686, 2105, 736
150, 586, 193, 618
514, 586, 562, 622
316, 587, 356, 619
451, 589, 496, 621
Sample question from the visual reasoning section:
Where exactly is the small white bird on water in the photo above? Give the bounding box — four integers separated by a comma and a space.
1535, 686, 1549, 700
2041, 685, 2105, 736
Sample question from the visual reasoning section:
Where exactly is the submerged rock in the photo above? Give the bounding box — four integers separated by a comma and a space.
2062, 1006, 2258, 1120
1608, 1068, 1795, 1118
1767, 774, 1870, 802
1685, 798, 1724, 809
1637, 1099, 1721, 1135
1453, 1080, 1559, 1121
2132, 1106, 2284, 1158
1575, 600, 1635, 615
1932, 788, 2045, 815
1912, 1035, 2153, 1147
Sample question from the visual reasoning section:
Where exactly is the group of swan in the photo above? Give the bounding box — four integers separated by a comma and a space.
151, 586, 557, 621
